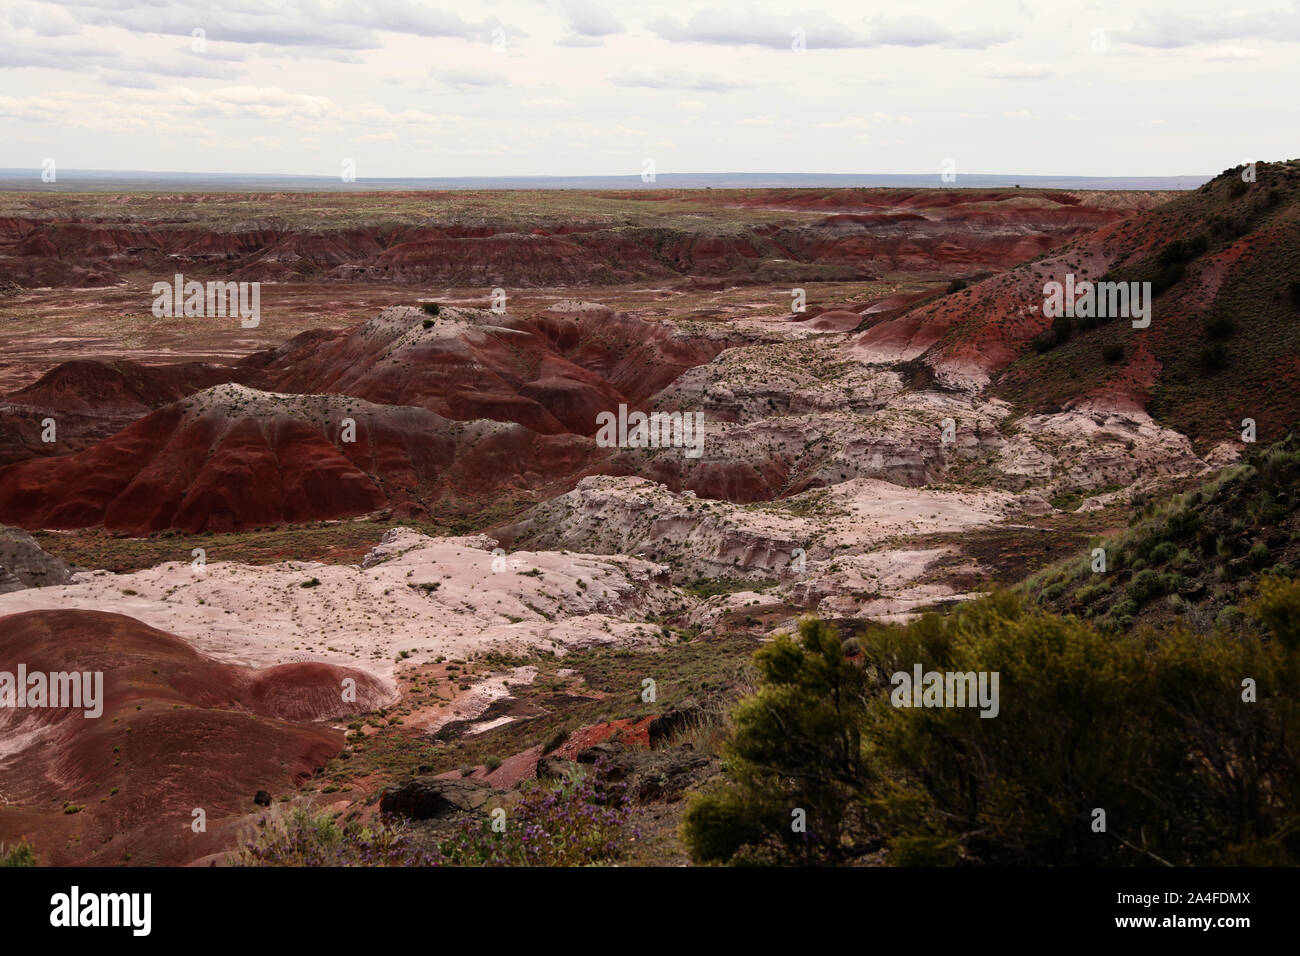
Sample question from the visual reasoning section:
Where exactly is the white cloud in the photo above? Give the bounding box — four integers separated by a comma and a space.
0, 0, 1295, 178
611, 68, 749, 91
985, 62, 1055, 79
1202, 45, 1264, 61
557, 34, 604, 47
435, 67, 509, 89
563, 0, 622, 37
1120, 9, 1299, 49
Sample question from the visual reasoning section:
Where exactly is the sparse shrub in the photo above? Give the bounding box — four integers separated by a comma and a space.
1216, 606, 1245, 628
1152, 261, 1186, 295
1204, 315, 1237, 340
1149, 541, 1178, 564
1199, 342, 1230, 372
1248, 575, 1300, 649
0, 840, 37, 867
1032, 329, 1059, 353
946, 279, 967, 294
1111, 597, 1140, 619
437, 764, 631, 866
1074, 581, 1111, 605
1102, 343, 1124, 363
421, 302, 440, 316
231, 808, 435, 867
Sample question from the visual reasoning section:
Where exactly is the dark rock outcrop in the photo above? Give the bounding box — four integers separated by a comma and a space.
379, 776, 496, 819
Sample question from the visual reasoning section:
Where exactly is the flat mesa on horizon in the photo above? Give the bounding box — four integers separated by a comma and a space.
0, 169, 1213, 192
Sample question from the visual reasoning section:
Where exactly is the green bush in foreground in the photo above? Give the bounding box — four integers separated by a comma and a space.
682, 617, 871, 865
683, 587, 1300, 866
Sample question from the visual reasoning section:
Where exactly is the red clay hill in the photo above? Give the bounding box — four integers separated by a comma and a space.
0, 608, 390, 866
241, 303, 750, 436
0, 359, 258, 466
0, 384, 607, 534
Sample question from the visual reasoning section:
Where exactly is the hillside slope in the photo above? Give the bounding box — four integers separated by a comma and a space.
1024, 429, 1300, 632
851, 160, 1300, 447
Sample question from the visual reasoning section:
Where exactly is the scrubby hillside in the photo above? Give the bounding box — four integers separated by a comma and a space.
854, 160, 1300, 448
1024, 429, 1300, 631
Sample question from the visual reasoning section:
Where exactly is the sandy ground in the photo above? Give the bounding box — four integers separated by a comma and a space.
0, 530, 680, 680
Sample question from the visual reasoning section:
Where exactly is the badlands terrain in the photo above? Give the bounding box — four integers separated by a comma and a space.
1, 167, 1298, 865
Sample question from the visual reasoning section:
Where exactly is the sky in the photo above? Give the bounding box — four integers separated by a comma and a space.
0, 0, 1295, 179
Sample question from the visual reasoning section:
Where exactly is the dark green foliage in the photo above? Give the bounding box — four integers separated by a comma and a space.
1028, 431, 1300, 633
1200, 342, 1230, 372
1032, 316, 1074, 353
1032, 329, 1058, 353
683, 591, 1300, 866
1252, 575, 1300, 650
1102, 343, 1124, 363
681, 617, 872, 865
1148, 540, 1178, 564
420, 302, 440, 316
1204, 314, 1237, 339
1157, 236, 1208, 267
1152, 260, 1186, 295
0, 841, 36, 867
1128, 569, 1181, 604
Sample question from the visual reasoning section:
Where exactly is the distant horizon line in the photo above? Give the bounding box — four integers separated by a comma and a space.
0, 168, 1214, 192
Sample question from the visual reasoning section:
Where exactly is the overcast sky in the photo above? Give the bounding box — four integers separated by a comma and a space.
1, 0, 1295, 178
